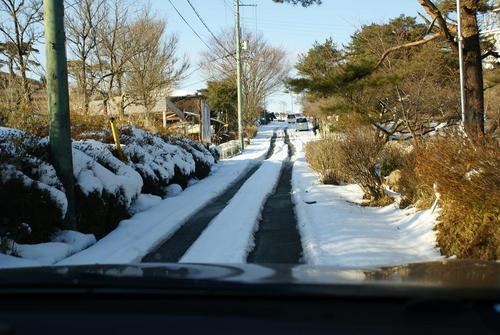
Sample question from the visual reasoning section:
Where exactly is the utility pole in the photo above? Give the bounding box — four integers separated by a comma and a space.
44, 0, 76, 230
235, 0, 244, 151
456, 0, 466, 126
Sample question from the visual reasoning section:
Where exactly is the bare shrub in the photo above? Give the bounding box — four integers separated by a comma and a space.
412, 134, 499, 260
398, 150, 435, 209
306, 127, 387, 201
379, 142, 407, 177
70, 113, 110, 140
336, 126, 386, 200
4, 105, 48, 136
305, 137, 344, 184
244, 125, 258, 140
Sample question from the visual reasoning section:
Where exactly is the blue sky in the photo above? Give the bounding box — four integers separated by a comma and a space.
151, 0, 423, 113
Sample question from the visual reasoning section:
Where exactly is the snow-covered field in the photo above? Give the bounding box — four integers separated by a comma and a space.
180, 130, 289, 263
58, 123, 282, 265
290, 130, 444, 267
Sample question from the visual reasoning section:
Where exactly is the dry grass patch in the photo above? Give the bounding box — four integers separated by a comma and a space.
305, 136, 344, 184
415, 135, 499, 260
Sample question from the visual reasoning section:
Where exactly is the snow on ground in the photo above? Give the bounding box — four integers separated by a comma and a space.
1, 231, 96, 267
165, 184, 183, 197
58, 123, 283, 265
180, 130, 289, 264
0, 253, 42, 268
128, 194, 162, 215
290, 130, 444, 267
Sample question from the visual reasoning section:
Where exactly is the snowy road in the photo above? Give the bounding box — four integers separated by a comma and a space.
59, 124, 282, 265
180, 129, 302, 264
57, 123, 442, 267
247, 130, 303, 264
142, 133, 278, 262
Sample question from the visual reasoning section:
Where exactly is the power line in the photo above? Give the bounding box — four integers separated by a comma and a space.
185, 0, 236, 59
167, 0, 213, 51
182, 51, 237, 80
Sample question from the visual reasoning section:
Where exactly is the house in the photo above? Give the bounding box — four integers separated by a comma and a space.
87, 90, 220, 144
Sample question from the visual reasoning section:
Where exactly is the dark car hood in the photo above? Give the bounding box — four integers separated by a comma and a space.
0, 259, 498, 299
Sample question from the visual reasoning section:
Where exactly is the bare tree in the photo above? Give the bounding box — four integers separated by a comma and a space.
65, 0, 106, 114
93, 0, 133, 115
200, 30, 290, 124
124, 11, 189, 120
0, 0, 43, 105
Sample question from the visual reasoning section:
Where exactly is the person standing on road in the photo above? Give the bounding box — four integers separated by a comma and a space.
312, 118, 320, 136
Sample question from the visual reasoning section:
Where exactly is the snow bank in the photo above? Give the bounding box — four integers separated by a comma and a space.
180, 131, 289, 264
58, 123, 283, 265
129, 194, 162, 215
290, 131, 443, 267
4, 230, 96, 267
0, 253, 42, 268
165, 184, 183, 197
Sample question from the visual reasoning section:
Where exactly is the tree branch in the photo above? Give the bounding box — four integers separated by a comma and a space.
482, 50, 499, 60
417, 0, 457, 47
374, 33, 441, 70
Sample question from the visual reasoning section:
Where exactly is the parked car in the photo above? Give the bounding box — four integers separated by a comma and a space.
295, 117, 309, 131
287, 114, 296, 124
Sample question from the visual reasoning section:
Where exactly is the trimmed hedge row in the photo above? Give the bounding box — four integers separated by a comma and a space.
0, 126, 218, 244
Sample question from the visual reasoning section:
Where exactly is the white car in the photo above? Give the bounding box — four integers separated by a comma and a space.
295, 117, 309, 131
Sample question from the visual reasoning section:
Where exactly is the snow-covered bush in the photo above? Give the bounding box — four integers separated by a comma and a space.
165, 136, 216, 180
208, 144, 221, 162
0, 124, 218, 245
0, 128, 66, 243
120, 127, 199, 196
72, 140, 143, 238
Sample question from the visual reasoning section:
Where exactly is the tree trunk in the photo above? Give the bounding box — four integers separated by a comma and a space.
7, 59, 17, 107
103, 98, 109, 116
82, 61, 89, 114
461, 3, 485, 137
19, 62, 32, 105
117, 76, 125, 117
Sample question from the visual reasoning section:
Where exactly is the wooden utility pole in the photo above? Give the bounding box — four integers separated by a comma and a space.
235, 0, 244, 151
44, 0, 76, 229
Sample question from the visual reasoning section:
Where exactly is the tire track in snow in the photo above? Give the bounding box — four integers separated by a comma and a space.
142, 131, 279, 263
179, 130, 289, 264
247, 130, 303, 264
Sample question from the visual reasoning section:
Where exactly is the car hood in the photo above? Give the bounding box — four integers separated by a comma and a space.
0, 259, 498, 298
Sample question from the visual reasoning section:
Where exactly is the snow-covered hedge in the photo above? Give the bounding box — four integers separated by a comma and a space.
0, 126, 218, 244
164, 135, 216, 181
72, 140, 143, 238
120, 127, 215, 196
0, 127, 67, 243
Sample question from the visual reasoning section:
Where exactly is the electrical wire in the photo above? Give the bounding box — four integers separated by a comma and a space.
167, 0, 213, 51
185, 0, 236, 59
